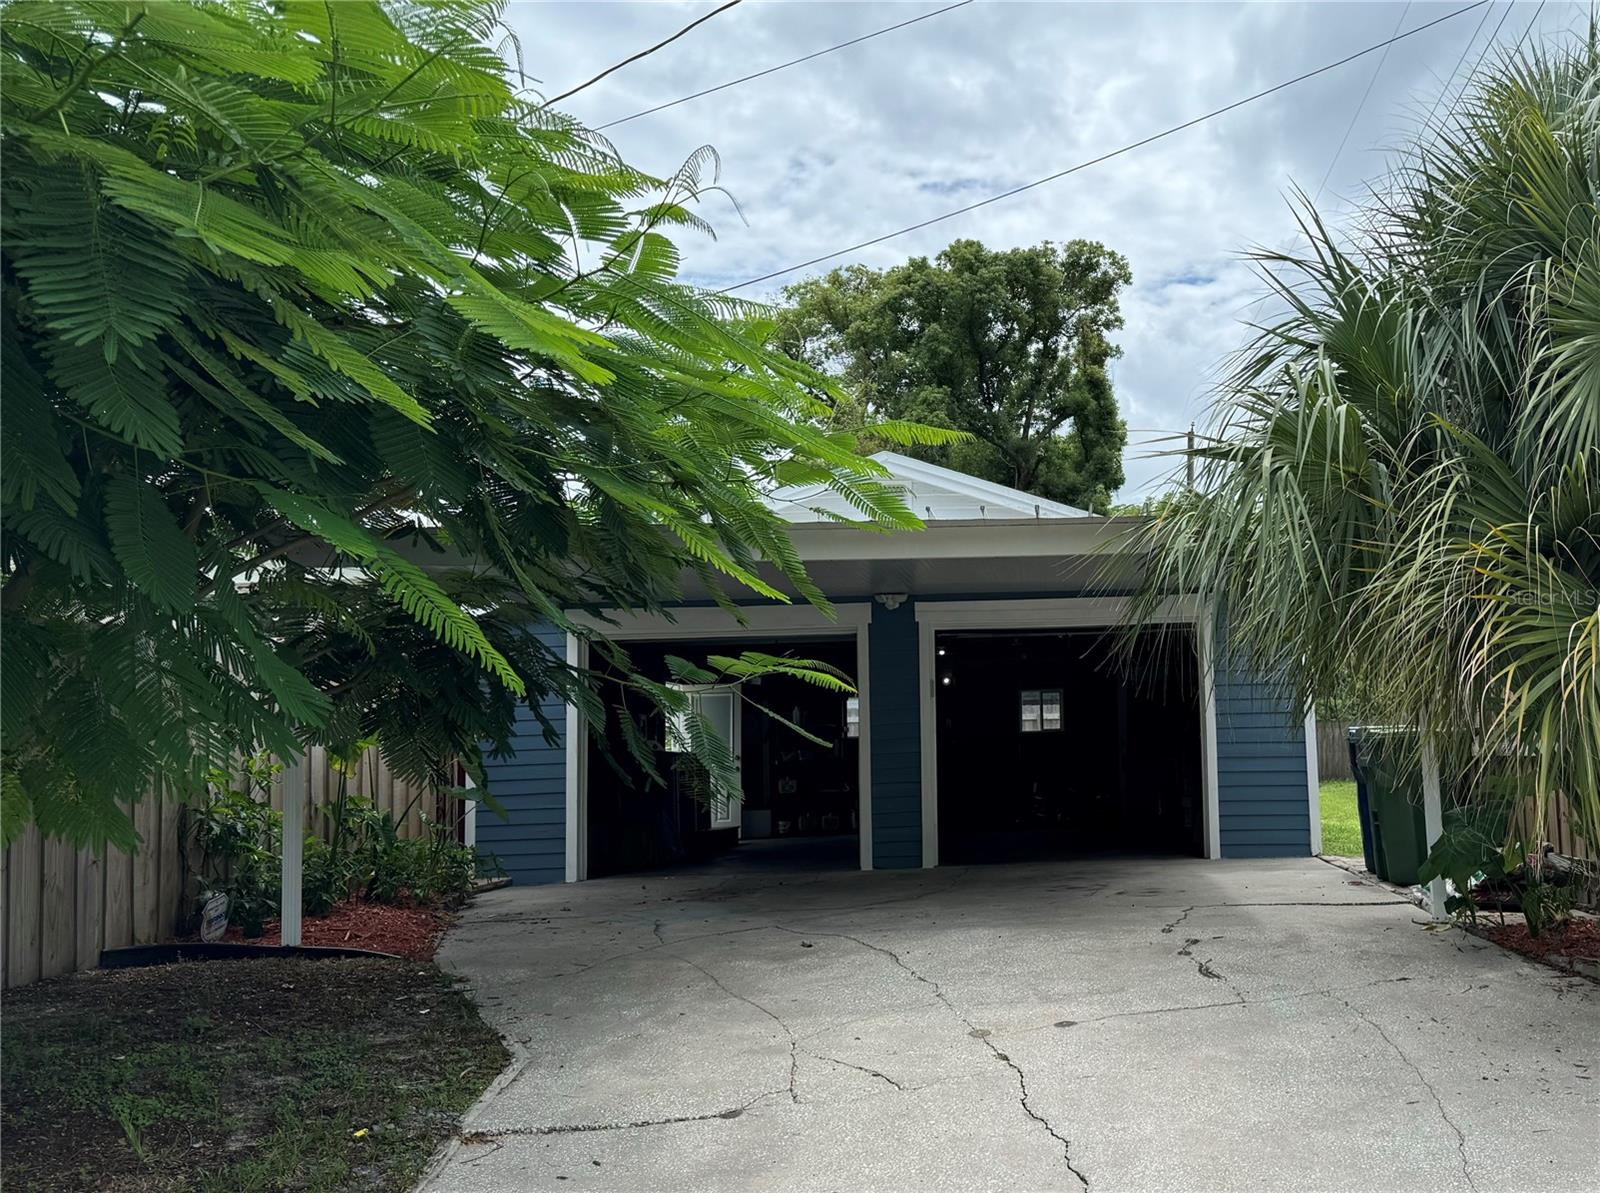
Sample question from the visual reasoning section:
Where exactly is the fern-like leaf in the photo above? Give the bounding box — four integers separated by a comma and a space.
104, 475, 197, 610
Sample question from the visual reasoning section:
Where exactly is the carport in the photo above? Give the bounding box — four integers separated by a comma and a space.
476, 453, 1318, 885
583, 632, 863, 879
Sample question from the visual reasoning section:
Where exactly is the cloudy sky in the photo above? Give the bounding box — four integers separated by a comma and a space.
507, 0, 1585, 500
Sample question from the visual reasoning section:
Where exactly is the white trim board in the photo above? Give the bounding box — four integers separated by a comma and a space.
781, 518, 1132, 563
1198, 609, 1222, 861
572, 602, 872, 640
564, 632, 586, 883
563, 604, 874, 878
1305, 708, 1322, 856
914, 596, 1220, 868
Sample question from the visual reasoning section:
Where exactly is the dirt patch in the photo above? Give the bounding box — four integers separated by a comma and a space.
217, 901, 450, 962
1479, 917, 1600, 966
1, 958, 507, 1192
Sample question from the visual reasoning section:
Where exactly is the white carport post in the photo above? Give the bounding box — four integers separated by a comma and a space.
1420, 734, 1447, 921
279, 750, 305, 947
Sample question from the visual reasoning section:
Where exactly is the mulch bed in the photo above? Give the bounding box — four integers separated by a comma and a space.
1479, 916, 1600, 965
1, 958, 507, 1192
218, 900, 450, 962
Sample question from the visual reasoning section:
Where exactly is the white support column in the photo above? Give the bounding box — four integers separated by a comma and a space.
855, 621, 873, 873
564, 632, 586, 884
1198, 609, 1222, 860
463, 773, 477, 850
279, 750, 305, 947
1420, 734, 1446, 921
1305, 707, 1322, 855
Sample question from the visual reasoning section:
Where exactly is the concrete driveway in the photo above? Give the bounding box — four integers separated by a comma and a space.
425, 853, 1599, 1192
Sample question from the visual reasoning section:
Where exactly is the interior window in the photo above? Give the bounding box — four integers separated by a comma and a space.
1020, 688, 1063, 733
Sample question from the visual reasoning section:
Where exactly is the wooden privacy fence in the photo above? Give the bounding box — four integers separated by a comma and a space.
1, 746, 445, 990
1316, 719, 1354, 781
1513, 789, 1599, 908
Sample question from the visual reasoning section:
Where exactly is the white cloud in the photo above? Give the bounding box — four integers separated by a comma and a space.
508, 0, 1587, 498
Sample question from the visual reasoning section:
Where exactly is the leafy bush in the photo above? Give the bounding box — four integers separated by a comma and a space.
1519, 875, 1577, 939
192, 755, 477, 932
1422, 801, 1578, 938
314, 789, 478, 910
300, 836, 345, 919
356, 814, 476, 907
191, 756, 282, 937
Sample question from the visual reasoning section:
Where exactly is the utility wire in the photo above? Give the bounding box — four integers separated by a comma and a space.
1315, 0, 1413, 202
1241, 0, 1511, 326
1456, 0, 1544, 108
721, 0, 1489, 293
1420, 0, 1503, 130
544, 0, 744, 108
594, 0, 976, 131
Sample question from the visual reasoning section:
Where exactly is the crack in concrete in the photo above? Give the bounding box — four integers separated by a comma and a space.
808, 1052, 906, 1091
990, 1041, 1089, 1189
1165, 908, 1248, 1001
463, 1090, 786, 1141
1338, 998, 1478, 1192
769, 869, 978, 917
669, 954, 800, 1104
1009, 975, 1421, 1037
773, 924, 1089, 1188
552, 924, 768, 978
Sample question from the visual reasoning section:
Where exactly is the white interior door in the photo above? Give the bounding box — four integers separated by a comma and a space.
669, 685, 742, 832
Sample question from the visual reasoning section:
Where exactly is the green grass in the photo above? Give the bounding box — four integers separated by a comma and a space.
1320, 779, 1365, 857
2, 958, 507, 1192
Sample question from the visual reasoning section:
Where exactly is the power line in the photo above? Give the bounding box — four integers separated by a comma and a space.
544, 0, 744, 108
1420, 0, 1503, 130
1240, 0, 1510, 326
595, 0, 976, 132
1466, 0, 1545, 101
1315, 0, 1413, 202
720, 0, 1489, 294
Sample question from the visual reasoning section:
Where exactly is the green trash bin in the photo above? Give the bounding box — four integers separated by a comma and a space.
1348, 726, 1429, 885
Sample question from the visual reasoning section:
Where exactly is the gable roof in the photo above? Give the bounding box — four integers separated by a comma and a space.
764, 451, 1092, 524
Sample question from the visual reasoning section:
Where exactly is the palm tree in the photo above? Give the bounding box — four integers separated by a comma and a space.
1127, 34, 1600, 847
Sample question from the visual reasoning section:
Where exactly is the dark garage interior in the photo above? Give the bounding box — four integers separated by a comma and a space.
586, 637, 860, 879
935, 626, 1204, 863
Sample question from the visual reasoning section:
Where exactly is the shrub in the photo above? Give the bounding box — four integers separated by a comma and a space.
192, 757, 478, 931
191, 756, 282, 937
359, 818, 476, 907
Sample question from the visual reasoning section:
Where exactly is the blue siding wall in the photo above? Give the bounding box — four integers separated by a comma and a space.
868, 601, 922, 868
1214, 642, 1311, 858
480, 608, 1312, 878
477, 624, 567, 885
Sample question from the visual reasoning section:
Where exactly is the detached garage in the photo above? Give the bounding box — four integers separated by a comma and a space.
477, 454, 1318, 884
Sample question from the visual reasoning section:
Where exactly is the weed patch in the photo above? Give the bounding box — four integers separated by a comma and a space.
2, 958, 506, 1191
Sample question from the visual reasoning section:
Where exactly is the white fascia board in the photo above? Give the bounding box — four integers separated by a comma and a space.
569, 602, 872, 641
914, 594, 1199, 629
782, 517, 1143, 562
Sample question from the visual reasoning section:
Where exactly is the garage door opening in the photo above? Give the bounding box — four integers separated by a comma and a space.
935, 626, 1204, 864
585, 637, 861, 879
